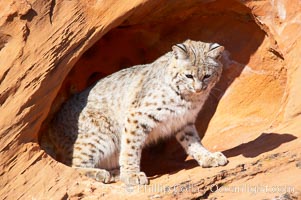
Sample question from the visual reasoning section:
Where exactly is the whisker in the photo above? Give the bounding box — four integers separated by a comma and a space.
209, 92, 219, 102
209, 87, 225, 101
212, 87, 223, 93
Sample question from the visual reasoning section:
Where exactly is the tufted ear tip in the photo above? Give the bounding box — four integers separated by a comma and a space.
210, 43, 221, 50
172, 43, 188, 60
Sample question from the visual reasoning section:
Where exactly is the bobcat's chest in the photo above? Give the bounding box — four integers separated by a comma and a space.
144, 105, 199, 145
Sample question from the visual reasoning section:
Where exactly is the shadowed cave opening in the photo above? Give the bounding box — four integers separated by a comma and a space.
39, 0, 268, 177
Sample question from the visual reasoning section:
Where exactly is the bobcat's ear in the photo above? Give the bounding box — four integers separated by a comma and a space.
172, 43, 188, 60
207, 43, 224, 59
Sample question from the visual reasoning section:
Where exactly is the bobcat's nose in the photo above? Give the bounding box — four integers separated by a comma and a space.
195, 88, 202, 93
194, 81, 207, 93
195, 85, 207, 93
194, 82, 202, 93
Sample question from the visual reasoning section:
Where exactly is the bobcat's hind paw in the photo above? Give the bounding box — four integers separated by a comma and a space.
120, 171, 149, 186
85, 169, 111, 183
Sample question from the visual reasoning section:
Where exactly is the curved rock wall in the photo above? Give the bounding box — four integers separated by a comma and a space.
0, 0, 300, 199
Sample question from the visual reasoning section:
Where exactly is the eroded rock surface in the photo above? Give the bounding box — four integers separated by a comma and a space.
0, 0, 301, 199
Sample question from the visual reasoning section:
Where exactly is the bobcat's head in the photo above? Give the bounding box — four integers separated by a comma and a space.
169, 39, 224, 95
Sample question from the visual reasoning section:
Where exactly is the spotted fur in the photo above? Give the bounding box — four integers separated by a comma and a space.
41, 39, 228, 185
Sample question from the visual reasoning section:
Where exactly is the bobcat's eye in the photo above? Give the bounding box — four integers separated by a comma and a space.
185, 74, 194, 79
203, 74, 211, 80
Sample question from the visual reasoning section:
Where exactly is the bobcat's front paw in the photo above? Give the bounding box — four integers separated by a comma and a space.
120, 171, 149, 186
196, 152, 228, 168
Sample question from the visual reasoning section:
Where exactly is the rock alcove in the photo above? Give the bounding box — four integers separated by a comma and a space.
1, 0, 300, 199
39, 0, 270, 175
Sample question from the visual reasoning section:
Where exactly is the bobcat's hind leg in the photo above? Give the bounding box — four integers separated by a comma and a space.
74, 167, 112, 183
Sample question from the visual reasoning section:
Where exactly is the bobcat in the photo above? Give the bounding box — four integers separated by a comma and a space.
41, 39, 228, 186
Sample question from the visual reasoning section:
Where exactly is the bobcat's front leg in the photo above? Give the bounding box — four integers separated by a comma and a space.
176, 124, 228, 167
119, 117, 150, 185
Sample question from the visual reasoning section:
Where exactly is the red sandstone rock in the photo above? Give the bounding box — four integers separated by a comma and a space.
0, 0, 300, 199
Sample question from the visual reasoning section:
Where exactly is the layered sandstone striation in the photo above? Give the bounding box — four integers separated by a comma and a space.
0, 0, 300, 199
